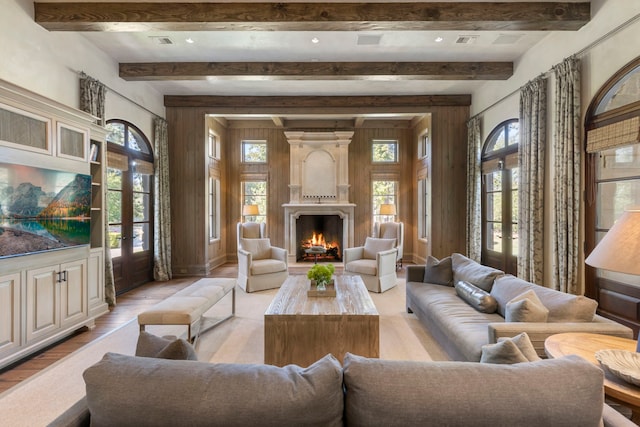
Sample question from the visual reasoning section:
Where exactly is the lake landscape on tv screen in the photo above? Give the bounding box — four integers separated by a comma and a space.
0, 162, 91, 258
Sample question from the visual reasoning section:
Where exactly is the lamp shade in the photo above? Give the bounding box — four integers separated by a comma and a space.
242, 204, 260, 216
379, 204, 397, 216
585, 208, 640, 275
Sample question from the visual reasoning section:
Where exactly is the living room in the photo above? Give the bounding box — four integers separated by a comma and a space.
1, 0, 640, 425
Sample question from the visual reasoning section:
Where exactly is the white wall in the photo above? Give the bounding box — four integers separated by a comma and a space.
0, 0, 164, 139
470, 0, 640, 291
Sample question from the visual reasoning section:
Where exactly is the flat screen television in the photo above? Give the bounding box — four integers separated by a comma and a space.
0, 162, 91, 259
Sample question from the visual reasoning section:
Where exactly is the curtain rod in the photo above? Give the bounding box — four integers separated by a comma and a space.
471, 12, 640, 121
74, 69, 164, 120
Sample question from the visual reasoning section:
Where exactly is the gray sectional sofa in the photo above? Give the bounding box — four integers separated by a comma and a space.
50, 351, 634, 427
406, 253, 634, 361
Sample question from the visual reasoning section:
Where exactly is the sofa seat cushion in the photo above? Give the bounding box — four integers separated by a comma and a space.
343, 353, 604, 427
345, 259, 377, 276
408, 283, 504, 361
84, 352, 344, 427
250, 259, 287, 275
491, 275, 597, 322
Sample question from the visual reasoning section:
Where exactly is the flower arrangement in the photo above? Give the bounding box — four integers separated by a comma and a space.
307, 263, 335, 289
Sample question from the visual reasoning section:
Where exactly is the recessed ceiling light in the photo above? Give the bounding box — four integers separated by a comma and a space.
435, 37, 444, 43
185, 38, 195, 44
311, 37, 320, 44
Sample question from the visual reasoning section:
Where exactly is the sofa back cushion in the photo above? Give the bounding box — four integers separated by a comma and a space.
84, 352, 344, 427
451, 253, 504, 292
342, 353, 604, 427
491, 275, 598, 322
362, 237, 396, 259
423, 255, 453, 286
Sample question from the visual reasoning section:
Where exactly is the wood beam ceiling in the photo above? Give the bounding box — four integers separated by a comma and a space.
119, 61, 513, 81
164, 95, 471, 111
34, 2, 590, 32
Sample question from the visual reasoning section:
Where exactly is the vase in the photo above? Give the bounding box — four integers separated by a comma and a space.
316, 280, 327, 291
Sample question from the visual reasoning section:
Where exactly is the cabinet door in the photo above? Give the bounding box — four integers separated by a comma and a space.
26, 266, 60, 343
87, 251, 104, 309
0, 273, 21, 358
60, 259, 88, 328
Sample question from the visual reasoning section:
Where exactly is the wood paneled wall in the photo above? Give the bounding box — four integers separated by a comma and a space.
166, 106, 468, 276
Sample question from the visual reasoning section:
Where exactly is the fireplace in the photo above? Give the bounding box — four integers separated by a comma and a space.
283, 131, 355, 264
296, 215, 343, 262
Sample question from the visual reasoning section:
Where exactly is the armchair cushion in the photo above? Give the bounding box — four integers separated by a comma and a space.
363, 237, 396, 260
345, 259, 377, 276
241, 222, 262, 238
251, 259, 287, 275
240, 238, 272, 260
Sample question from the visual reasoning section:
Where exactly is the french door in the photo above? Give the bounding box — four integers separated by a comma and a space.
105, 120, 154, 295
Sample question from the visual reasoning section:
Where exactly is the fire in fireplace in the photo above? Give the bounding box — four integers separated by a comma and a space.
296, 215, 343, 262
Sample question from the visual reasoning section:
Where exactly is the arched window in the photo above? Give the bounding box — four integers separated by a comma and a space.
105, 119, 154, 294
481, 119, 519, 275
585, 57, 640, 333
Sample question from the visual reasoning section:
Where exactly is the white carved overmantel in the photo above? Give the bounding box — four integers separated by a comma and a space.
283, 131, 355, 264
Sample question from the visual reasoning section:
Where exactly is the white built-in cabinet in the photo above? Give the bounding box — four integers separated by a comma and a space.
0, 79, 109, 368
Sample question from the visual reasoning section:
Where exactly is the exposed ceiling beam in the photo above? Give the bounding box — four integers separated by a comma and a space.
34, 2, 590, 32
119, 62, 513, 81
163, 95, 472, 112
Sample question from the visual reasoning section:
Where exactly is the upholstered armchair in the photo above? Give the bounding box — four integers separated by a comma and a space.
373, 221, 404, 269
344, 237, 398, 293
237, 235, 288, 293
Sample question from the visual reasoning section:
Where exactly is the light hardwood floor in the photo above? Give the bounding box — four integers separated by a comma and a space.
0, 263, 397, 394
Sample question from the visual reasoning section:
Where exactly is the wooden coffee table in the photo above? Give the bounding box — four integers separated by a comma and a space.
264, 274, 379, 367
545, 332, 640, 422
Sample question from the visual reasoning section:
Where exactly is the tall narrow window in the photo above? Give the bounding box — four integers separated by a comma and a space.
372, 180, 398, 224
208, 130, 220, 160
372, 140, 398, 163
209, 177, 220, 240
242, 180, 267, 223
418, 176, 429, 239
481, 119, 519, 275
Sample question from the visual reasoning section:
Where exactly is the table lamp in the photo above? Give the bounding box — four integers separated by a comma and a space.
242, 204, 260, 221
585, 207, 640, 350
379, 203, 396, 221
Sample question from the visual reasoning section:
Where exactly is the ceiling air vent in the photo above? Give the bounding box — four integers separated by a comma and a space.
493, 34, 524, 45
455, 35, 478, 44
357, 34, 382, 46
149, 36, 174, 45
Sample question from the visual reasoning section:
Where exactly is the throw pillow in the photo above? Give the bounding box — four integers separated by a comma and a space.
239, 238, 272, 260
454, 280, 498, 313
451, 253, 504, 292
423, 255, 453, 286
480, 339, 529, 364
362, 237, 396, 259
505, 290, 549, 323
497, 332, 541, 362
135, 331, 198, 360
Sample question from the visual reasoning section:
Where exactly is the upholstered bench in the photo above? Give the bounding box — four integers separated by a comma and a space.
138, 278, 236, 343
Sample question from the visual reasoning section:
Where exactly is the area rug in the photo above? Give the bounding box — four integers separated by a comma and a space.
0, 277, 447, 426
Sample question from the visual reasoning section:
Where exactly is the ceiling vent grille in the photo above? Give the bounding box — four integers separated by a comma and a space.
149, 36, 174, 45
357, 35, 382, 46
455, 35, 478, 44
493, 34, 524, 45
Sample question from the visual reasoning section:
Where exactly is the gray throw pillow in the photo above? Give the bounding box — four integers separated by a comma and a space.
451, 253, 503, 292
505, 290, 549, 323
423, 255, 453, 286
480, 339, 529, 364
497, 332, 541, 362
455, 280, 498, 313
135, 331, 198, 360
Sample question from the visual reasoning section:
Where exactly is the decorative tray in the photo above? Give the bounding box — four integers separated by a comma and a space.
595, 349, 640, 386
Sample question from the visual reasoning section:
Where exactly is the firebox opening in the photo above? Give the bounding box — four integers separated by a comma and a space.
296, 215, 343, 262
